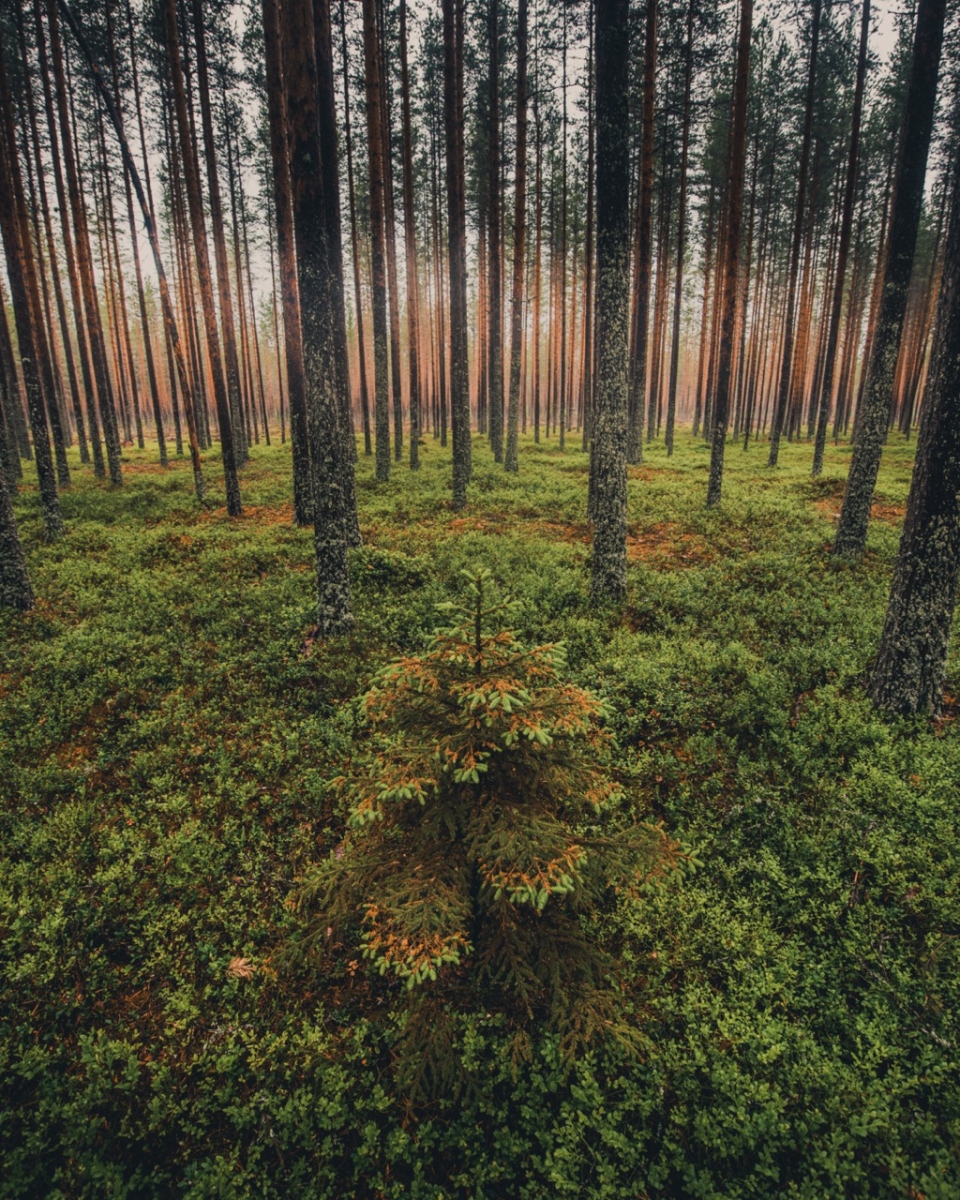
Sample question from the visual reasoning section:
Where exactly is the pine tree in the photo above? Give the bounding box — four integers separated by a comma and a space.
590, 0, 630, 601
303, 569, 681, 1090
868, 149, 960, 716
833, 0, 947, 561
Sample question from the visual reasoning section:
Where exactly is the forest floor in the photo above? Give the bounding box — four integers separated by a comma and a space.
2, 430, 958, 1198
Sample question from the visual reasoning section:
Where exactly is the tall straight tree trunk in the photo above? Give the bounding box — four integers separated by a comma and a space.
34, 0, 102, 476
18, 3, 89, 467
834, 0, 946, 560
444, 0, 470, 509
505, 0, 527, 473
17, 73, 72, 487
0, 37, 63, 539
814, 0, 869, 467
284, 0, 353, 633
869, 152, 960, 715
0, 443, 32, 609
581, 0, 594, 454
362, 0, 391, 481
532, 73, 543, 445
340, 0, 372, 456
487, 0, 504, 462
100, 4, 141, 450
376, 0, 403, 462
626, 0, 657, 464
263, 0, 311, 523
398, 0, 421, 470
47, 0, 122, 485
164, 0, 242, 514
57, 0, 205, 501
692, 182, 715, 437
314, 0, 360, 545
705, 0, 753, 506
191, 0, 247, 465
665, 0, 693, 457
120, 0, 165, 462
768, 0, 821, 467
557, 4, 568, 451
591, 0, 629, 601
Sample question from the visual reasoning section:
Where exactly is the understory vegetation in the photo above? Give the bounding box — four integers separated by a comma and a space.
2, 432, 958, 1198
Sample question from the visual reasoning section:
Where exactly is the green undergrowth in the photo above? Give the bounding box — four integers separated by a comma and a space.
1, 430, 958, 1198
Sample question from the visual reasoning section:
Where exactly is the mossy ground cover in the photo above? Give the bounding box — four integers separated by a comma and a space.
2, 430, 958, 1198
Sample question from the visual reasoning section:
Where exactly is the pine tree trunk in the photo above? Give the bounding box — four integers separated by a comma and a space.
314, 0, 360, 544
339, 0, 372, 456
399, 0, 421, 470
47, 0, 122, 485
376, 0, 404, 463
191, 0, 247, 465
0, 36, 63, 539
0, 460, 32, 610
834, 0, 946, 560
361, 0, 392, 482
487, 0, 504, 462
444, 0, 470, 509
164, 0, 241, 513
768, 0, 821, 467
591, 0, 630, 601
285, 0, 353, 633
869, 153, 960, 715
121, 0, 166, 462
262, 0, 311, 522
666, 0, 693, 457
705, 0, 753, 506
626, 0, 657, 464
504, 0, 527, 473
19, 3, 89, 466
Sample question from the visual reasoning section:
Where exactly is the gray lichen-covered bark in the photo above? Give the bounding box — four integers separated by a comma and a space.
869, 155, 960, 717
285, 0, 352, 636
833, 0, 946, 561
0, 463, 32, 611
705, 0, 753, 508
590, 0, 629, 603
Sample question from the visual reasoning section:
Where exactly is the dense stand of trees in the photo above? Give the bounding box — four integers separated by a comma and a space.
1, 0, 959, 712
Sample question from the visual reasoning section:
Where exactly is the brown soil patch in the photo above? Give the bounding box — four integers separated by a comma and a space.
441, 514, 712, 568
627, 465, 684, 482
196, 503, 296, 526
815, 498, 905, 524
119, 460, 174, 475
